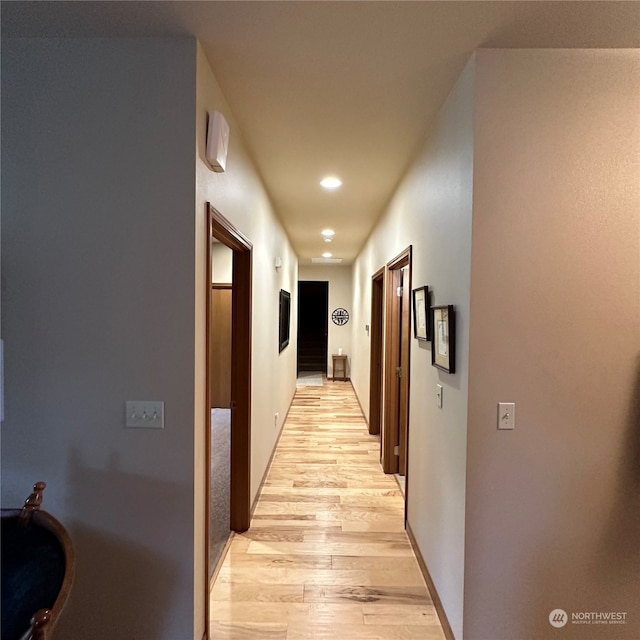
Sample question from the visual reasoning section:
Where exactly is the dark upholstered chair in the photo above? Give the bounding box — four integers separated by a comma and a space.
1, 482, 75, 640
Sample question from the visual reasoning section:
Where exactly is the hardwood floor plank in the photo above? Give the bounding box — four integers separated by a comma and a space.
286, 623, 446, 640
210, 621, 288, 640
210, 583, 304, 603
261, 487, 402, 497
250, 519, 342, 530
364, 612, 441, 626
303, 585, 432, 606
246, 541, 414, 557
211, 602, 309, 623
287, 602, 365, 625
218, 567, 425, 587
209, 382, 443, 639
211, 601, 367, 626
303, 531, 411, 544
362, 603, 439, 618
340, 519, 406, 533
330, 555, 424, 572
224, 553, 333, 569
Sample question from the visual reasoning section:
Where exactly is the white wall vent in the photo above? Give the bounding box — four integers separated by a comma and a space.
206, 111, 230, 173
311, 257, 343, 264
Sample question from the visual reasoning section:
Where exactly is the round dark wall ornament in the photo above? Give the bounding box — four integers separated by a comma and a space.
332, 308, 350, 326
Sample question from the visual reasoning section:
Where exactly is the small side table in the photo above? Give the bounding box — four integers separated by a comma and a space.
332, 354, 348, 381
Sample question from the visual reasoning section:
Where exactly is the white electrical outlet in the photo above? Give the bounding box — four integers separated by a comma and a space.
497, 402, 515, 430
126, 401, 164, 429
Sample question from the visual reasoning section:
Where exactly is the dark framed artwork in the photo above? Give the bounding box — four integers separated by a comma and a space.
432, 305, 455, 373
412, 286, 430, 341
278, 289, 291, 353
331, 308, 350, 326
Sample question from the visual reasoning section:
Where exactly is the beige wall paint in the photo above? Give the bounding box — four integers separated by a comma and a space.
195, 44, 298, 521
350, 58, 475, 639
465, 49, 640, 640
299, 265, 353, 377
1, 38, 198, 639
1, 37, 298, 640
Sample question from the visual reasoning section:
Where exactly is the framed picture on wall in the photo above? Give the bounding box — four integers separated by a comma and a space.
412, 286, 430, 341
432, 305, 455, 373
278, 289, 291, 353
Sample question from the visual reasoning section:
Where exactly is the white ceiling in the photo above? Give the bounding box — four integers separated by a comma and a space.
4, 1, 639, 264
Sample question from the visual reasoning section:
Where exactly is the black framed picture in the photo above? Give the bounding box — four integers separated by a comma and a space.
331, 308, 349, 326
278, 289, 291, 353
412, 286, 430, 341
432, 305, 455, 373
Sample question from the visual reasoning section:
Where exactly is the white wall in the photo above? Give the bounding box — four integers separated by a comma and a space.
195, 43, 298, 519
298, 265, 353, 377
352, 48, 640, 640
350, 58, 475, 640
1, 37, 299, 640
1, 38, 199, 640
465, 49, 640, 640
211, 242, 233, 283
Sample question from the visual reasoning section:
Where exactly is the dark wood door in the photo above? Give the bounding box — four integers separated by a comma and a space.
297, 281, 329, 373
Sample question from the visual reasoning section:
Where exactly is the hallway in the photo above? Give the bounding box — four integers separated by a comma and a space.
209, 381, 446, 640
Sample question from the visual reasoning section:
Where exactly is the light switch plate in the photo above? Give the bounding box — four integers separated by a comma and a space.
436, 384, 443, 409
126, 401, 164, 429
498, 402, 515, 430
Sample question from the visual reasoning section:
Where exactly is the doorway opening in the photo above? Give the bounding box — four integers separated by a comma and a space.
297, 281, 329, 376
381, 247, 412, 490
205, 204, 252, 597
209, 243, 233, 576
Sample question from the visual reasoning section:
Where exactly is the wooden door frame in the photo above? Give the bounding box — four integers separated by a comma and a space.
381, 246, 412, 475
368, 267, 385, 435
397, 269, 411, 476
206, 204, 252, 537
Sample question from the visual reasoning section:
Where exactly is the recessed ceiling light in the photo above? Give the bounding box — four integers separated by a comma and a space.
322, 252, 333, 258
320, 176, 342, 190
321, 229, 335, 238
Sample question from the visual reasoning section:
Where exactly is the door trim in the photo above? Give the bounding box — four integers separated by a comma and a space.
368, 267, 385, 435
206, 204, 252, 534
381, 246, 412, 475
205, 205, 252, 634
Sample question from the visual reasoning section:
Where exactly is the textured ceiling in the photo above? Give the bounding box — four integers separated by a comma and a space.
4, 1, 639, 264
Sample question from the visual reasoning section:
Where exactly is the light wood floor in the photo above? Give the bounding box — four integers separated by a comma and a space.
210, 381, 445, 640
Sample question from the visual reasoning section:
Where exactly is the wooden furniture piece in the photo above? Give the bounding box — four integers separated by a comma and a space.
1, 482, 75, 640
332, 354, 348, 381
